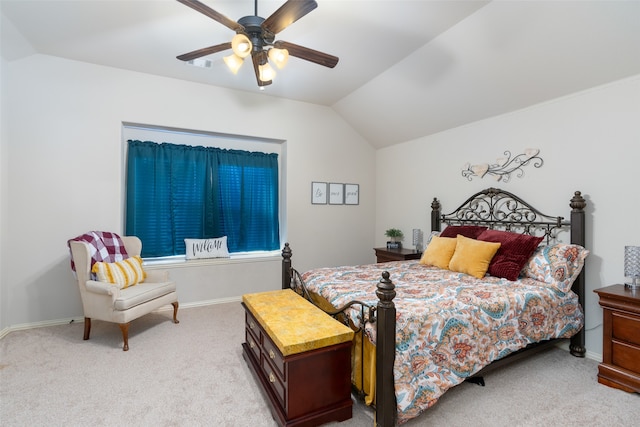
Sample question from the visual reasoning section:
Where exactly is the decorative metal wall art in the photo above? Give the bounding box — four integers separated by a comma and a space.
462, 149, 543, 182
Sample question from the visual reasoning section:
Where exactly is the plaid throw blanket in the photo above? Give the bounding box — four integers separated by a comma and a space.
68, 231, 129, 272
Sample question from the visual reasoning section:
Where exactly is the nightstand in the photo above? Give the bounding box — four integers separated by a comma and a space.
593, 284, 640, 393
374, 247, 421, 263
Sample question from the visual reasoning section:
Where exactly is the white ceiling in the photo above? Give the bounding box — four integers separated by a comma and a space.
2, 0, 640, 148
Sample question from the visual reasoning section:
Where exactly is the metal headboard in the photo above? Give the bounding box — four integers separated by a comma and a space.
432, 187, 570, 244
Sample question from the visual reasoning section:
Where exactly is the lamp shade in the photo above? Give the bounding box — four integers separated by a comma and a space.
231, 33, 252, 58
268, 48, 289, 69
624, 245, 640, 289
223, 54, 244, 74
258, 62, 276, 82
412, 229, 423, 252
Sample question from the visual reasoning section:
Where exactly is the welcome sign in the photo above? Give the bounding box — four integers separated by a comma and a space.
184, 237, 230, 260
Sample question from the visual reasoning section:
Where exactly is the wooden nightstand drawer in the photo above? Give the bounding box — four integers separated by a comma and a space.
612, 340, 640, 373
612, 311, 640, 346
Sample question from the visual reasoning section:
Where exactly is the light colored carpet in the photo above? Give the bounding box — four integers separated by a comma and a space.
1, 302, 638, 427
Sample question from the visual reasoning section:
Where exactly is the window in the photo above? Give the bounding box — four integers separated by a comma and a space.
125, 139, 280, 258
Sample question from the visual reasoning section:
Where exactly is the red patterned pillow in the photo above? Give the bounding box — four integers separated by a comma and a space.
440, 225, 488, 239
477, 229, 544, 281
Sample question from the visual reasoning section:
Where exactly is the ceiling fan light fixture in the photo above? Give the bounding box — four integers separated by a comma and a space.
177, 0, 339, 87
259, 62, 276, 82
268, 48, 289, 69
231, 33, 252, 58
223, 53, 244, 74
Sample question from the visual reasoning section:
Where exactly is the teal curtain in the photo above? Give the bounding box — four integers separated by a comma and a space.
126, 140, 279, 257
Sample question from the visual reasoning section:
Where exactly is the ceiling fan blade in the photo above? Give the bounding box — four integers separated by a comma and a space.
177, 42, 232, 62
273, 41, 338, 68
262, 0, 318, 35
252, 51, 272, 87
177, 0, 243, 32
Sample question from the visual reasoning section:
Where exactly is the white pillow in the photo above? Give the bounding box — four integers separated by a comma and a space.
184, 237, 230, 260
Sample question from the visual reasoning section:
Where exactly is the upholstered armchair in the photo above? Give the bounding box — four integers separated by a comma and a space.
69, 236, 179, 351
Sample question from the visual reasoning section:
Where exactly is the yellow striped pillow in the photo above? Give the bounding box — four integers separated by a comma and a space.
91, 256, 146, 289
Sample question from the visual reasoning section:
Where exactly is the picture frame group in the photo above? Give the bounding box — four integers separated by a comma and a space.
311, 182, 359, 205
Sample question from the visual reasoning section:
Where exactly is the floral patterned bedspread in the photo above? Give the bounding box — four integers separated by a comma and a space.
300, 261, 584, 424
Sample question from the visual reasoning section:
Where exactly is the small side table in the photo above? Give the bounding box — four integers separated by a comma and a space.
593, 284, 640, 393
374, 247, 421, 263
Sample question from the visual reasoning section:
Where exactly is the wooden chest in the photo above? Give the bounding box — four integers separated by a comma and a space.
594, 284, 640, 393
242, 289, 355, 427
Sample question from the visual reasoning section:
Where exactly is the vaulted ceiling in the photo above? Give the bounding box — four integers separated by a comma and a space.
2, 1, 639, 148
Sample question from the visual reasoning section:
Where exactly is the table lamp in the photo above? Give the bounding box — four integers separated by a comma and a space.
624, 246, 640, 290
412, 229, 423, 253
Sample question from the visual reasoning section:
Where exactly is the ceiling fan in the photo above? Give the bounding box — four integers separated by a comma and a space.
176, 0, 339, 87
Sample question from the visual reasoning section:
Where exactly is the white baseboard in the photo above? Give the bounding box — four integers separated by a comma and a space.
0, 296, 243, 340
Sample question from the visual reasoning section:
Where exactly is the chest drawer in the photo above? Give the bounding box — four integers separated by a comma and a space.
261, 355, 286, 407
612, 311, 640, 347
245, 327, 261, 361
246, 310, 261, 337
262, 333, 286, 381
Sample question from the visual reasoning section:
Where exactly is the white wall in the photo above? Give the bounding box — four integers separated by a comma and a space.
0, 56, 7, 329
3, 53, 638, 360
376, 74, 640, 359
1, 54, 376, 330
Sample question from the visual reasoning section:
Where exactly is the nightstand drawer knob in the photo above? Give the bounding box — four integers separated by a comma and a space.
269, 372, 275, 383
269, 349, 275, 359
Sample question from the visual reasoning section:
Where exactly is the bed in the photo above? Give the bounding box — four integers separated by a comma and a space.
280, 188, 588, 426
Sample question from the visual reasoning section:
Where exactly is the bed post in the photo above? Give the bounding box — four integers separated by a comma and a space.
569, 191, 587, 357
431, 198, 441, 232
282, 243, 292, 289
375, 271, 396, 427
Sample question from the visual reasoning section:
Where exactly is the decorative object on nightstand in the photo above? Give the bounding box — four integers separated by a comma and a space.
385, 228, 403, 249
593, 285, 640, 393
412, 229, 423, 253
624, 245, 640, 290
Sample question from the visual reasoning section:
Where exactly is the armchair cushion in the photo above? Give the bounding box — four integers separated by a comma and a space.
114, 281, 177, 311
91, 256, 146, 289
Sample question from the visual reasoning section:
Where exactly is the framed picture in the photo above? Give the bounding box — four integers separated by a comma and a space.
329, 183, 344, 205
311, 182, 327, 204
344, 184, 359, 205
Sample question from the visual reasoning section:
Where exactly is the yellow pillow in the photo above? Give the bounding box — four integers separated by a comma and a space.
419, 236, 458, 269
91, 256, 146, 289
448, 235, 501, 279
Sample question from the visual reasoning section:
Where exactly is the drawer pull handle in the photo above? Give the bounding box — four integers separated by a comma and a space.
249, 340, 255, 348
250, 321, 255, 329
269, 372, 275, 383
269, 349, 275, 359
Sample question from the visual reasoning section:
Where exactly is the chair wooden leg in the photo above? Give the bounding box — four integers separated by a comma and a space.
119, 323, 130, 351
172, 302, 180, 324
83, 317, 91, 340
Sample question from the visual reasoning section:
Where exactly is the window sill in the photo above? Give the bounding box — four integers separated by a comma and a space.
143, 251, 281, 269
